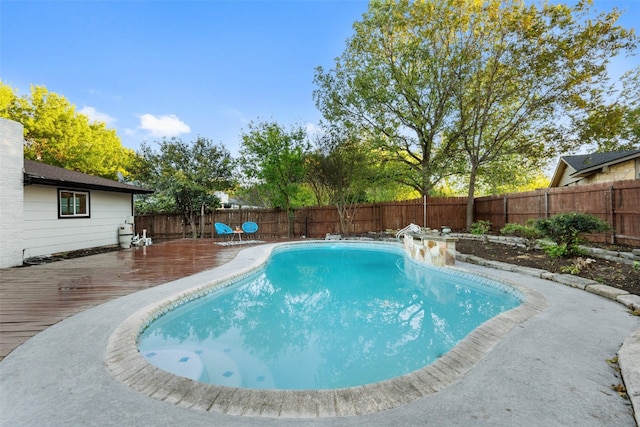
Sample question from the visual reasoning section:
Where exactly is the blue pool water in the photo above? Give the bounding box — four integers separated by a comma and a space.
137, 243, 522, 390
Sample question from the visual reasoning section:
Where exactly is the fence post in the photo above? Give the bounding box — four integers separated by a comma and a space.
545, 191, 549, 219
200, 204, 204, 238
503, 195, 508, 226
423, 195, 427, 228
610, 186, 616, 245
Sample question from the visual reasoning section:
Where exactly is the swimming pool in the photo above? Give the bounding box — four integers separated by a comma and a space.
137, 243, 522, 390
107, 241, 543, 417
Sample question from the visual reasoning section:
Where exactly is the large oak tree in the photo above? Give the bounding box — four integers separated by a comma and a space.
314, 0, 636, 228
1, 83, 135, 180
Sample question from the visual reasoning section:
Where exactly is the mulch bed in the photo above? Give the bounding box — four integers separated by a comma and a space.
456, 239, 640, 296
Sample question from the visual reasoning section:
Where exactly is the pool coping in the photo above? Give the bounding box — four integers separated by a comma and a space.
105, 240, 547, 418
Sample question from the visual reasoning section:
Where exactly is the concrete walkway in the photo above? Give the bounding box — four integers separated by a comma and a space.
1, 242, 639, 426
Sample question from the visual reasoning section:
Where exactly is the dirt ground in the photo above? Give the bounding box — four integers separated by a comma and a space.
456, 239, 640, 296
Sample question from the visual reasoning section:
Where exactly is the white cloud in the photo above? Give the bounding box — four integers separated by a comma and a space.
79, 106, 116, 126
139, 113, 191, 138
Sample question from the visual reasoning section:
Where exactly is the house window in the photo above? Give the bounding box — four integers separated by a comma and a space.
59, 190, 90, 218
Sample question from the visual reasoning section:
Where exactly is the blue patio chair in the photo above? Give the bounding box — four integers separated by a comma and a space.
214, 222, 233, 240
241, 221, 258, 238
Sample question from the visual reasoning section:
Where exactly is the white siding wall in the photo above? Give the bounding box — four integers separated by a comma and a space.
0, 118, 24, 268
23, 185, 133, 258
557, 169, 580, 187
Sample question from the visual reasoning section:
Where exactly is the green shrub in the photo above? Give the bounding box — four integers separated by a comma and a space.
533, 212, 610, 257
541, 242, 576, 258
500, 222, 543, 251
470, 220, 491, 235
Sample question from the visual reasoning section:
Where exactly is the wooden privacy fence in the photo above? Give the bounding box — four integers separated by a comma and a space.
135, 179, 639, 246
296, 196, 467, 237
135, 209, 290, 241
474, 179, 640, 246
135, 196, 468, 241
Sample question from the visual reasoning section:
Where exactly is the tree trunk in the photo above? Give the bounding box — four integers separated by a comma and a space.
287, 209, 294, 238
185, 209, 198, 239
337, 203, 348, 235
200, 204, 205, 238
465, 165, 478, 230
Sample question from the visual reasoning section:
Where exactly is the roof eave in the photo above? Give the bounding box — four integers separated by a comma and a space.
570, 152, 640, 177
549, 159, 569, 187
25, 175, 154, 194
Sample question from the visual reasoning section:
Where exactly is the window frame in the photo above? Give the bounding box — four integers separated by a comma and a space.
58, 189, 91, 219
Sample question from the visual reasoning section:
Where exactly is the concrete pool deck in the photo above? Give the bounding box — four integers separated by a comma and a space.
1, 241, 639, 426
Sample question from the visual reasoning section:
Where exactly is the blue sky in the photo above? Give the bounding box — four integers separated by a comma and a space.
2, 0, 638, 156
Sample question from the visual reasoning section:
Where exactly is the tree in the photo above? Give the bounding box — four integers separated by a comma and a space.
475, 159, 550, 195
451, 0, 635, 228
306, 126, 384, 235
313, 0, 471, 197
239, 121, 310, 237
314, 0, 636, 228
0, 82, 135, 179
133, 137, 234, 238
436, 158, 550, 197
575, 67, 640, 152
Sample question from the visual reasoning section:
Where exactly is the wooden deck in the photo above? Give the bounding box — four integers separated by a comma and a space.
0, 239, 249, 361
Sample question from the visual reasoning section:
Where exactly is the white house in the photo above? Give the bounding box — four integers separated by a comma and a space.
0, 117, 152, 268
